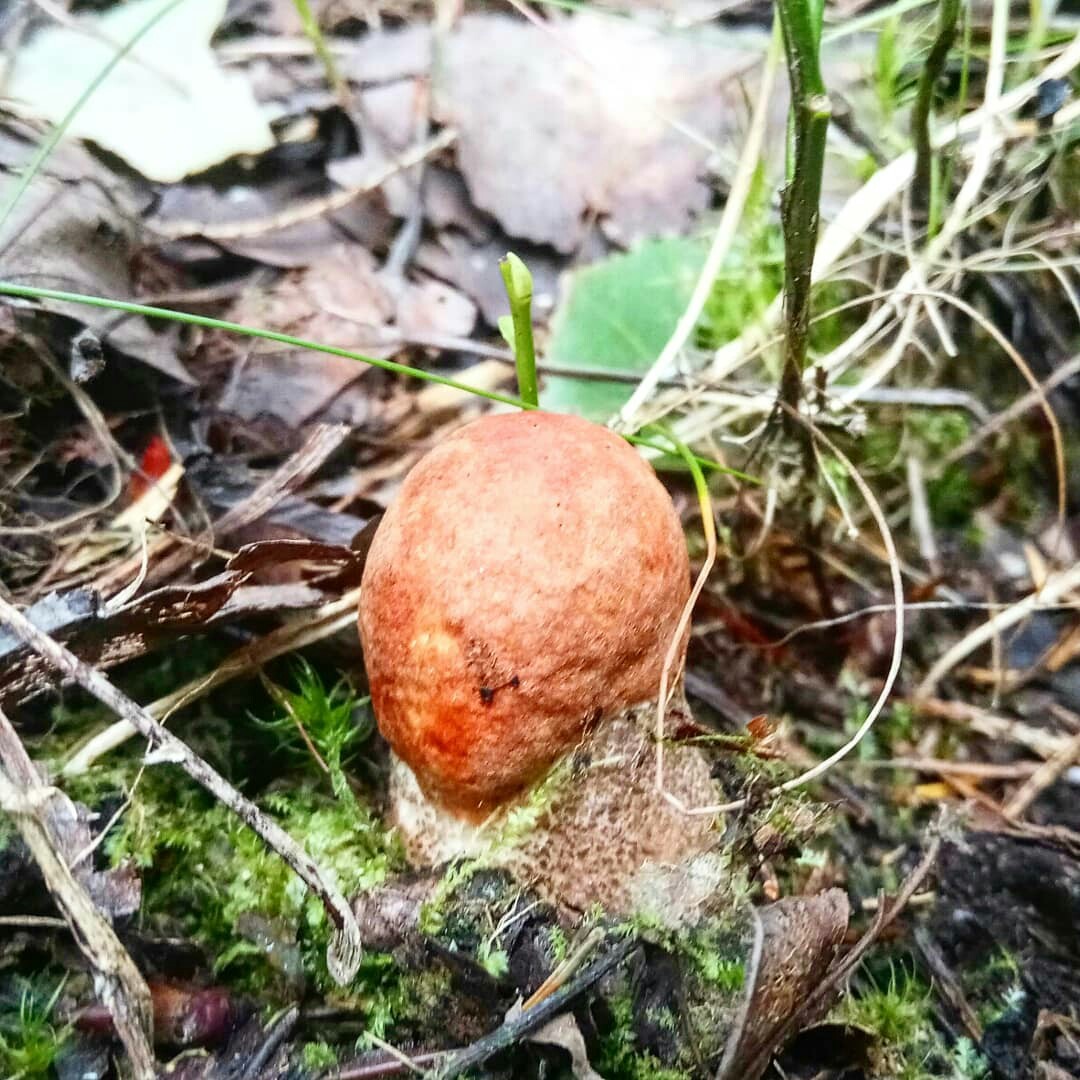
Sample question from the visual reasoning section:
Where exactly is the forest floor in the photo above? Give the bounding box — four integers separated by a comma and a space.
1, 1, 1080, 1078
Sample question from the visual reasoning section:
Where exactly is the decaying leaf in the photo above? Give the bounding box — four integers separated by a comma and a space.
717, 889, 851, 1080
0, 539, 358, 706
434, 13, 768, 252
213, 246, 475, 425
151, 175, 395, 269
6, 0, 274, 182
0, 574, 246, 705
0, 127, 192, 383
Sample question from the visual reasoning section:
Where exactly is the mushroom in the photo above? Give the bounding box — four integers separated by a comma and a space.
359, 411, 719, 913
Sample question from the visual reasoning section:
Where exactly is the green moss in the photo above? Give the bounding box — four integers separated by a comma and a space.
300, 1040, 339, 1071
594, 987, 694, 1080
417, 762, 570, 937
0, 977, 70, 1080
546, 925, 569, 965
255, 660, 374, 802
351, 959, 456, 1046
420, 866, 539, 980
834, 957, 990, 1079
964, 947, 1025, 1029
83, 764, 398, 994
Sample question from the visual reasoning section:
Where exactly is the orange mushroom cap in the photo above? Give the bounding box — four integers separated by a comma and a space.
359, 410, 691, 819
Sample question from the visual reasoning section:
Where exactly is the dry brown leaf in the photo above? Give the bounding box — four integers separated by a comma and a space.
434, 13, 767, 252
717, 889, 851, 1080
0, 126, 192, 383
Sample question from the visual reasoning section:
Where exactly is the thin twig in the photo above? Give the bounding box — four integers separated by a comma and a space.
0, 596, 364, 985
1001, 730, 1080, 820
62, 588, 360, 775
0, 709, 155, 1076
432, 937, 639, 1080
914, 562, 1080, 701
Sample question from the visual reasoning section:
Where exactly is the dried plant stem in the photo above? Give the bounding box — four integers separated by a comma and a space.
912, 0, 961, 212
664, 409, 905, 815
1002, 730, 1080, 820
686, 29, 1080, 401
775, 0, 830, 428
62, 588, 360, 775
653, 431, 717, 800
616, 22, 782, 429
0, 595, 364, 985
0, 709, 155, 1077
914, 561, 1080, 702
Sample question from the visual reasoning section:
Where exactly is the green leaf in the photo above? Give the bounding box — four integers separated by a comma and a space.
497, 314, 515, 349
542, 237, 707, 421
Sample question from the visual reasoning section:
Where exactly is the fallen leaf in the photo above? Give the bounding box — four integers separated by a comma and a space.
395, 277, 476, 340
716, 889, 850, 1080
0, 574, 245, 705
0, 126, 193, 383
434, 13, 766, 252
525, 1012, 603, 1080
6, 0, 274, 182
151, 171, 394, 269
543, 236, 706, 420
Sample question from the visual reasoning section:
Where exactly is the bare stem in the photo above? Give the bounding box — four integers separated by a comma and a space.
775, 0, 831, 427
912, 0, 962, 213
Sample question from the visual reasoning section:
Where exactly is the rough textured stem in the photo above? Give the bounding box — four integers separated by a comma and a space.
0, 595, 364, 985
775, 0, 831, 427
911, 0, 961, 212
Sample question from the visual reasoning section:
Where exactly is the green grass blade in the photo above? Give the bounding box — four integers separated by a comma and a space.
0, 281, 528, 408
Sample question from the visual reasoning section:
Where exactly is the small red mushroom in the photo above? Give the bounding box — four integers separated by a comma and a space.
360, 411, 719, 912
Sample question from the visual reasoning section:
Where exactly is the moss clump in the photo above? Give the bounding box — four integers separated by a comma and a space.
834, 957, 991, 1079
85, 763, 397, 994
299, 1040, 338, 1071
254, 660, 374, 803
594, 986, 695, 1080
0, 976, 71, 1080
